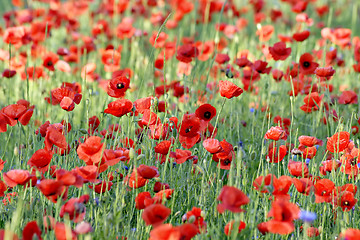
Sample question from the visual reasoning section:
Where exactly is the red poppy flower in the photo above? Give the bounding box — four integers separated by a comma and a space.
28, 149, 53, 173
153, 189, 174, 203
3, 26, 26, 45
44, 124, 67, 151
75, 165, 99, 183
218, 80, 243, 99
267, 145, 287, 163
300, 92, 323, 113
116, 18, 135, 40
314, 179, 335, 203
37, 179, 67, 203
171, 149, 197, 164
55, 169, 84, 188
299, 53, 319, 75
338, 91, 358, 104
88, 116, 100, 134
319, 160, 341, 175
194, 40, 215, 62
272, 175, 292, 199
253, 60, 272, 74
298, 135, 318, 147
137, 165, 159, 179
203, 138, 222, 154
54, 223, 77, 240
22, 221, 42, 240
2, 69, 16, 78
256, 25, 274, 42
154, 140, 172, 155
77, 136, 105, 165
107, 76, 130, 98
89, 181, 113, 194
264, 126, 286, 141
125, 169, 149, 189
176, 44, 199, 63
212, 139, 234, 166
104, 99, 133, 117
140, 109, 161, 126
101, 49, 121, 72
288, 161, 309, 177
148, 224, 180, 240
0, 180, 7, 197
1, 103, 34, 126
142, 204, 171, 227
195, 104, 216, 121
43, 52, 59, 71
336, 191, 357, 211
215, 53, 230, 64
60, 195, 89, 222
224, 220, 246, 236
272, 69, 284, 82
253, 174, 275, 193
135, 192, 153, 210
269, 42, 291, 61
340, 184, 358, 196
217, 185, 249, 213
3, 169, 31, 187
154, 182, 170, 193
234, 56, 252, 68
292, 178, 313, 195
183, 207, 206, 233
265, 199, 300, 235
315, 66, 335, 80
339, 228, 360, 240
292, 0, 308, 12
178, 114, 201, 149
300, 146, 317, 159
293, 30, 310, 42
257, 222, 269, 235
326, 131, 350, 153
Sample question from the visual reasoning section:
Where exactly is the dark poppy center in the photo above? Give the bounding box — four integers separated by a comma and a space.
116, 83, 125, 89
303, 61, 310, 68
321, 190, 327, 196
155, 214, 165, 220
344, 201, 350, 206
185, 126, 193, 133
204, 111, 211, 119
223, 159, 231, 165
47, 61, 53, 66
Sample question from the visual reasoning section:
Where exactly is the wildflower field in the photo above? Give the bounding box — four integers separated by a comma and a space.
1, 0, 360, 239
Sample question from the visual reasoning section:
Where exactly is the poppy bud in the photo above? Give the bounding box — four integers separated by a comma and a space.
188, 215, 196, 223
79, 129, 88, 134
136, 154, 145, 161
129, 148, 136, 160
225, 68, 234, 78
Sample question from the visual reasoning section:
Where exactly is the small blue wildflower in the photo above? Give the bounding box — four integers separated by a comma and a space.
293, 156, 297, 160
173, 162, 177, 167
305, 158, 311, 165
36, 179, 41, 185
238, 140, 243, 147
357, 163, 360, 169
299, 210, 316, 223
123, 166, 129, 171
131, 228, 137, 232
315, 145, 319, 150
94, 198, 100, 206
250, 108, 255, 113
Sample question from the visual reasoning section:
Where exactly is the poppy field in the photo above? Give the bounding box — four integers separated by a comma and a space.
1, 0, 360, 239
